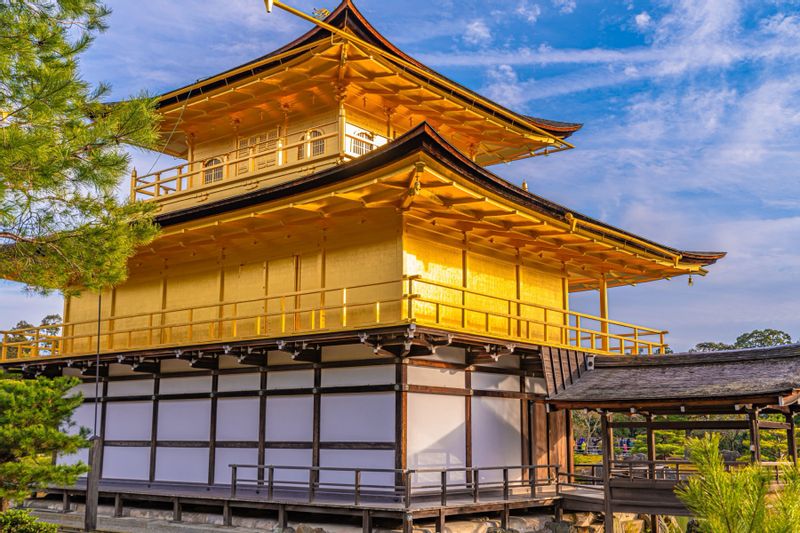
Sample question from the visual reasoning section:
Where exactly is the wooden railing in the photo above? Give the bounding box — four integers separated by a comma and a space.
229, 463, 560, 508
130, 122, 387, 202
406, 277, 668, 355
0, 276, 667, 363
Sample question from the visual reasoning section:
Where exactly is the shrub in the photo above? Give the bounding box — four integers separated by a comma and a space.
0, 509, 57, 533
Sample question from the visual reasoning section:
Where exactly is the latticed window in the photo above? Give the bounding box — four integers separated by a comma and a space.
203, 158, 223, 184
351, 131, 374, 156
297, 129, 325, 161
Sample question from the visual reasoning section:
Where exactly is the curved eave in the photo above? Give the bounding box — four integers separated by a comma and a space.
154, 121, 723, 272
154, 0, 581, 141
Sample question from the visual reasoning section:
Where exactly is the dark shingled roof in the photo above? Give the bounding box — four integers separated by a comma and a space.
549, 344, 800, 405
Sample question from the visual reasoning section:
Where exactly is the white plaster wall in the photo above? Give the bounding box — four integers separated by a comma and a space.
321, 365, 395, 387
105, 402, 151, 440
107, 379, 154, 397
214, 448, 259, 485
472, 372, 519, 392
526, 376, 547, 395
265, 396, 313, 441
69, 382, 97, 398
407, 393, 466, 486
216, 398, 260, 441
264, 449, 312, 483
155, 447, 209, 483
102, 447, 150, 480
159, 375, 212, 394
319, 449, 395, 490
320, 393, 394, 441
57, 448, 89, 476
158, 400, 211, 441
218, 372, 260, 392
472, 396, 522, 482
66, 403, 98, 436
415, 346, 465, 364
407, 366, 464, 388
267, 370, 313, 390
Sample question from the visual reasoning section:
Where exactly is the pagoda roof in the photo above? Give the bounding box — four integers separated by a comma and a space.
548, 343, 800, 410
153, 121, 724, 290
153, 0, 580, 164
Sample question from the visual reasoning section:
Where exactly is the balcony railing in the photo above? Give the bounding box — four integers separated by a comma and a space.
130, 122, 386, 202
0, 276, 667, 363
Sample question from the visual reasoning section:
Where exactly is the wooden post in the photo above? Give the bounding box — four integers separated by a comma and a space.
646, 414, 658, 533
84, 436, 102, 532
788, 412, 797, 465
599, 277, 609, 352
601, 412, 613, 533
749, 409, 761, 462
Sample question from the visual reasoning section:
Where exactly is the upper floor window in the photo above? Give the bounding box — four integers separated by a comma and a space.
203, 158, 223, 184
351, 131, 374, 156
297, 129, 325, 161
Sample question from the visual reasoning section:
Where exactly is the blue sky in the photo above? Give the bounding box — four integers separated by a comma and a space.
2, 0, 799, 350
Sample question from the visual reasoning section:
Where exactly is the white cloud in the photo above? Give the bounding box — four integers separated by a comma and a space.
634, 11, 652, 30
484, 65, 528, 108
463, 19, 492, 46
516, 2, 543, 24
552, 0, 577, 14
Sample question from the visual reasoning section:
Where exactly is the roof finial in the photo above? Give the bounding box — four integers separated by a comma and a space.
521, 180, 528, 192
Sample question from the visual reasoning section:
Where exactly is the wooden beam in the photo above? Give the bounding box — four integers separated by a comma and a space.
601, 412, 614, 532
788, 413, 797, 465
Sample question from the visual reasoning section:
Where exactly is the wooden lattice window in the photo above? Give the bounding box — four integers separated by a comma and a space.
351, 131, 374, 156
203, 158, 223, 184
298, 129, 325, 161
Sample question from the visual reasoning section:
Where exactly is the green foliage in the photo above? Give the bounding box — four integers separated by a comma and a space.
573, 454, 602, 465
631, 429, 687, 459
675, 434, 800, 533
693, 328, 794, 352
4, 314, 62, 358
0, 0, 160, 294
0, 372, 89, 505
0, 509, 57, 532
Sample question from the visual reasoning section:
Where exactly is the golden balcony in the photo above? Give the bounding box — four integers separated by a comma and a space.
0, 276, 667, 364
131, 119, 389, 211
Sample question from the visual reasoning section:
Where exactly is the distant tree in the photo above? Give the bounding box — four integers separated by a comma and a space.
676, 434, 800, 532
0, 372, 89, 510
0, 0, 160, 294
631, 428, 687, 459
3, 315, 62, 359
692, 328, 794, 353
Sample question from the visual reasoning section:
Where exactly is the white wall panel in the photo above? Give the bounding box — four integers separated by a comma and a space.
155, 447, 209, 483
407, 393, 465, 486
216, 398, 260, 441
214, 448, 258, 485
264, 449, 312, 483
321, 365, 395, 387
67, 403, 98, 436
106, 402, 151, 440
266, 370, 313, 390
218, 372, 260, 392
265, 396, 312, 441
526, 377, 547, 395
472, 372, 519, 392
320, 393, 394, 441
407, 366, 464, 388
159, 375, 212, 394
107, 379, 154, 397
102, 447, 150, 480
57, 448, 89, 476
69, 382, 97, 398
319, 449, 394, 490
472, 397, 522, 482
158, 400, 211, 441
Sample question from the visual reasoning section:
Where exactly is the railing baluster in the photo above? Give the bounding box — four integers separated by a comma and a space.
231, 465, 238, 498
440, 470, 447, 506
502, 468, 509, 501
354, 469, 361, 505
342, 288, 348, 327
404, 471, 412, 509
308, 469, 315, 502
473, 469, 480, 502
268, 466, 274, 500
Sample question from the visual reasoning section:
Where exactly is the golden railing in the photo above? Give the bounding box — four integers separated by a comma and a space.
130, 122, 386, 202
0, 276, 667, 363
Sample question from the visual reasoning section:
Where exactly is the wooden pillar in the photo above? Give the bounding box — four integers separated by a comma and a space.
395, 359, 408, 492
599, 277, 609, 352
787, 412, 797, 465
312, 365, 321, 492
208, 370, 219, 485
565, 409, 574, 476
646, 414, 658, 533
749, 409, 761, 462
84, 436, 102, 531
257, 368, 268, 484
601, 412, 613, 533
149, 376, 160, 483
465, 368, 473, 486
